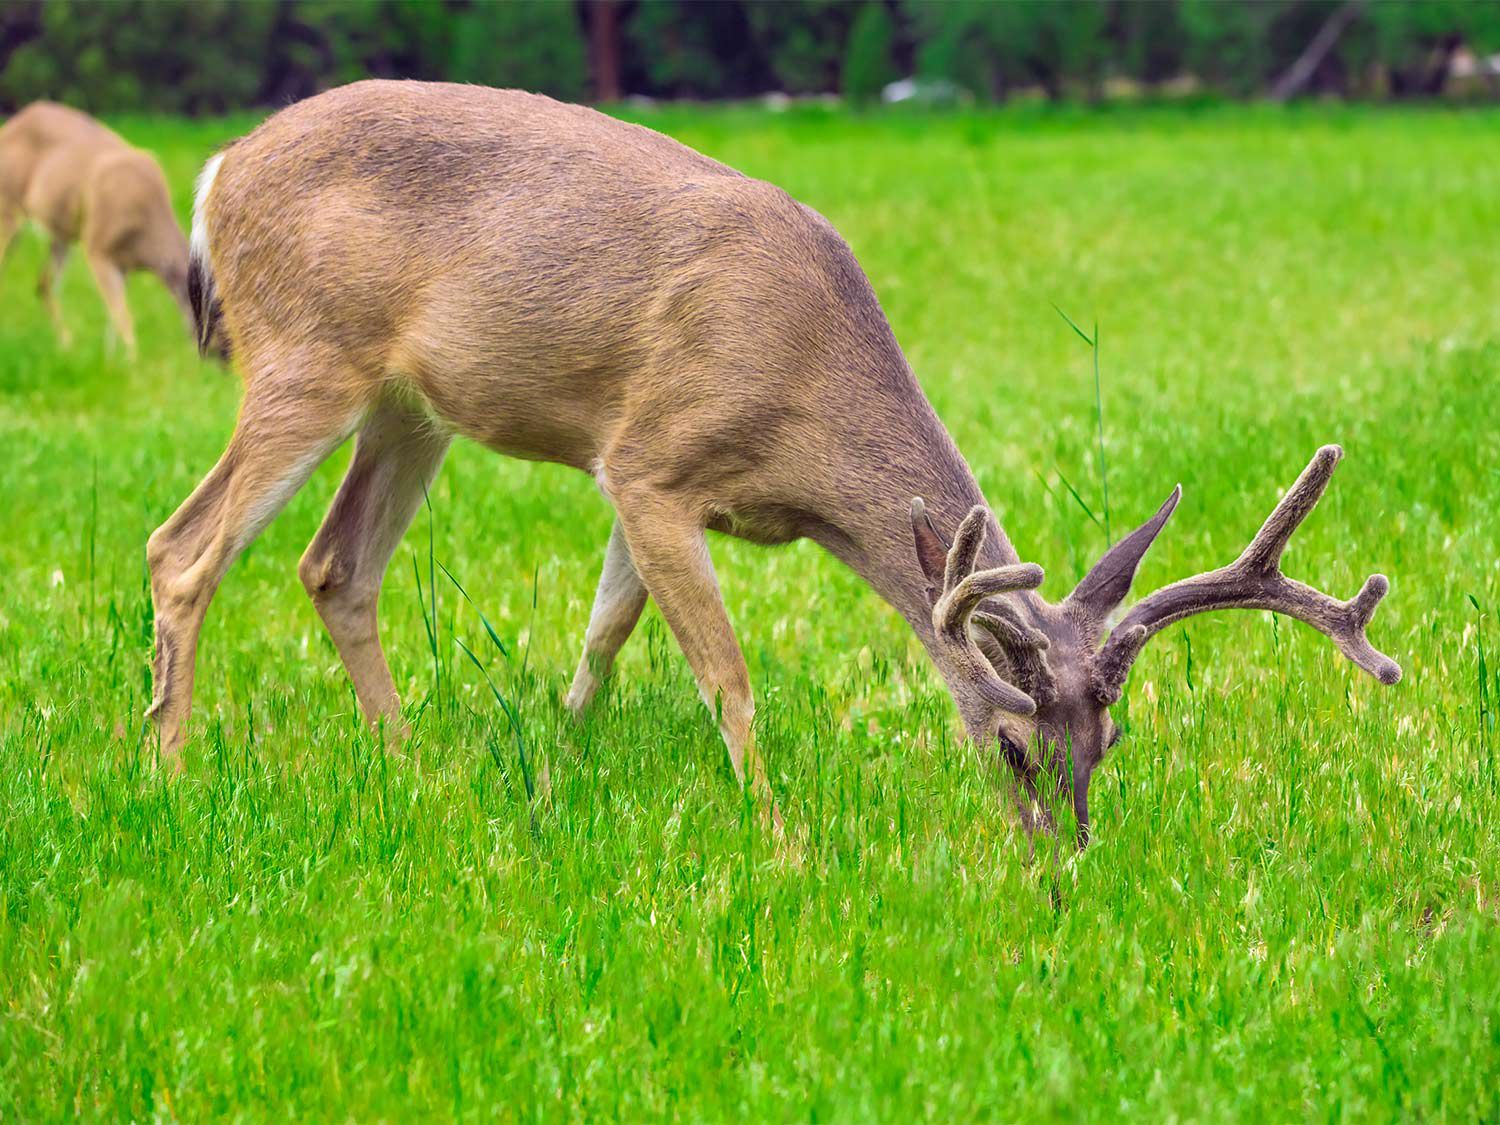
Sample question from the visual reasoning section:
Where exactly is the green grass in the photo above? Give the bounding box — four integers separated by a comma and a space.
2, 103, 1498, 1121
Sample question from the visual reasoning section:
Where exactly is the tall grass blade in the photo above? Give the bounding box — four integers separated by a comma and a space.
411, 552, 438, 719
1471, 594, 1492, 791
1053, 304, 1112, 543
436, 559, 510, 660
455, 634, 533, 802
423, 481, 442, 713
1054, 467, 1107, 535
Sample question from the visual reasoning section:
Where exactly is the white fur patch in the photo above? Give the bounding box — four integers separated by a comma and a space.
590, 457, 611, 499
189, 152, 225, 274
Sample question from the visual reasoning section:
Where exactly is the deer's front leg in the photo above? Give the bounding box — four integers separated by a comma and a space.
85, 250, 135, 358
611, 486, 781, 830
565, 518, 648, 718
0, 204, 20, 268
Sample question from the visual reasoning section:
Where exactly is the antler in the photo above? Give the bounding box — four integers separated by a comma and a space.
924, 503, 1048, 715
1091, 445, 1401, 704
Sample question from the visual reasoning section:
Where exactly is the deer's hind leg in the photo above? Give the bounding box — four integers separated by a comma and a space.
298, 397, 450, 735
565, 518, 648, 717
147, 353, 370, 761
38, 238, 71, 347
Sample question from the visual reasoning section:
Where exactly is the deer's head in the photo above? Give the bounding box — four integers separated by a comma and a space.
912, 446, 1401, 843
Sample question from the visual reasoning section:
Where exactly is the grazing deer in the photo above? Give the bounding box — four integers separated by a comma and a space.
150, 80, 1400, 839
0, 101, 192, 354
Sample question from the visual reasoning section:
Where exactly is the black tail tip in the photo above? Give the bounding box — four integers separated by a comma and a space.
186, 255, 229, 361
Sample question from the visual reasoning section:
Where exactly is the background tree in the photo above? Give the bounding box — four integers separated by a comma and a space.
842, 2, 897, 106
586, 0, 623, 102
447, 0, 587, 101
1, 0, 1497, 114
1114, 0, 1188, 89
625, 0, 767, 98
745, 0, 855, 95
1366, 0, 1500, 95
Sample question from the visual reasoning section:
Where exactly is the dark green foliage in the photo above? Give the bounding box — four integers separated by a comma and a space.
842, 2, 898, 105
746, 0, 854, 94
447, 0, 587, 101
906, 0, 1004, 102
0, 0, 1497, 114
907, 0, 1111, 102
0, 0, 276, 115
1114, 0, 1188, 87
624, 0, 769, 98
1178, 0, 1286, 97
1365, 0, 1500, 95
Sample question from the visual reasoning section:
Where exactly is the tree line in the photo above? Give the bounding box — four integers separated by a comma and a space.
1, 0, 1496, 116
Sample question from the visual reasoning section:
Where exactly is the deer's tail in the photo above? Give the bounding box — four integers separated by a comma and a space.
188, 151, 229, 359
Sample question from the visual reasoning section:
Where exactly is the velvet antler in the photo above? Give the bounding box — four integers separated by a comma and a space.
1091, 445, 1401, 703
913, 500, 1049, 715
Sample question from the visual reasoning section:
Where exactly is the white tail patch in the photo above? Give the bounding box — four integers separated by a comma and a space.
190, 152, 224, 275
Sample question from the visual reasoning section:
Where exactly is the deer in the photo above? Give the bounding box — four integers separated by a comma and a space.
149, 79, 1401, 841
0, 101, 192, 355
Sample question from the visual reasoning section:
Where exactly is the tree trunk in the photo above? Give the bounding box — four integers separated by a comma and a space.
586, 0, 622, 103
1268, 0, 1366, 103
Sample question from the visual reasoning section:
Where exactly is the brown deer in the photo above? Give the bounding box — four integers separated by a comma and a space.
149, 80, 1400, 839
0, 101, 192, 354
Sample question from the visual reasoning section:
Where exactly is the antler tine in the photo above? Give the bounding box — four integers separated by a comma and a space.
1241, 444, 1342, 574
972, 604, 1049, 653
932, 505, 1047, 716
973, 608, 1058, 707
942, 507, 989, 593
935, 507, 1044, 633
936, 563, 1046, 634
1091, 625, 1147, 704
1092, 447, 1402, 704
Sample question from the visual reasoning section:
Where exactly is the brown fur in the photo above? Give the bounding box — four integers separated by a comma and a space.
149, 81, 1399, 843
0, 101, 191, 353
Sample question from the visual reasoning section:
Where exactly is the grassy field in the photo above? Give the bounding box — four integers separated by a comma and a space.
2, 103, 1498, 1120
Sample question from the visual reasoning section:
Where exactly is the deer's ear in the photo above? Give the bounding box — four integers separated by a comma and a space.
910, 497, 949, 600
1067, 485, 1181, 626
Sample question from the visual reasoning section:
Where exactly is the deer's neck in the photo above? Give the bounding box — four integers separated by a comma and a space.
806, 380, 1029, 644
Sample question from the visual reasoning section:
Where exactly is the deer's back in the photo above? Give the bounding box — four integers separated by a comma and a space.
210, 79, 754, 361
210, 81, 905, 477
0, 102, 124, 215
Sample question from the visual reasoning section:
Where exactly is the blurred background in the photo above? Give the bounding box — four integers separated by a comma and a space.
1, 0, 1497, 115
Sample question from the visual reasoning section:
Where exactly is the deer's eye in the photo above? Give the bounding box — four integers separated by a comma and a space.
995, 729, 1028, 767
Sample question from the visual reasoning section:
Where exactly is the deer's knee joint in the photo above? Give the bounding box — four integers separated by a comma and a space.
298, 546, 355, 602
602, 473, 647, 511
300, 550, 377, 638
145, 526, 169, 572
145, 524, 183, 583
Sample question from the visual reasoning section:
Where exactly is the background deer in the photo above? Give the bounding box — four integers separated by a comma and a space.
151, 80, 1400, 839
0, 101, 192, 354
